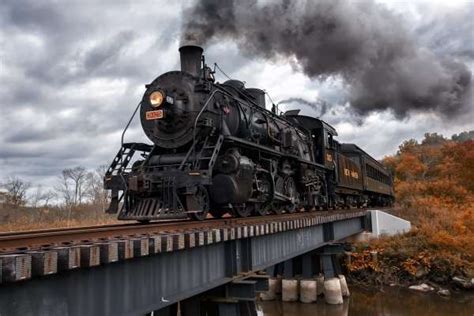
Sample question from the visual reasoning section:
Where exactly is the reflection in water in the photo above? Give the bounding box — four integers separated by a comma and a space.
257, 286, 474, 316
258, 300, 349, 316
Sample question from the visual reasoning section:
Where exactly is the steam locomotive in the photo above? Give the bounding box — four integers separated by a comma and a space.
104, 45, 394, 222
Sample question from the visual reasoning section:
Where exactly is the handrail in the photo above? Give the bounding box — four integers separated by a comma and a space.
121, 101, 142, 147
178, 140, 197, 170
119, 101, 142, 191
191, 89, 225, 165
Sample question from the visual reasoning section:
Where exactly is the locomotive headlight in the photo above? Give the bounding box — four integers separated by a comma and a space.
149, 90, 165, 107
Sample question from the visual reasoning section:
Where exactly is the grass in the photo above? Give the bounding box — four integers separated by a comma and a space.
0, 204, 121, 232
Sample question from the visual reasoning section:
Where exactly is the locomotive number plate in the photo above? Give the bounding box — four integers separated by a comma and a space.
146, 110, 164, 120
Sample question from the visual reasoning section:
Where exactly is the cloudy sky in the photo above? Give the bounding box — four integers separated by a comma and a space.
0, 0, 473, 189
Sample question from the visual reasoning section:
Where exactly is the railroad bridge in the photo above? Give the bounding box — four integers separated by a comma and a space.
0, 210, 370, 316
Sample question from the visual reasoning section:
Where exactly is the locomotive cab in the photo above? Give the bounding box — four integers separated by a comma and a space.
283, 113, 337, 167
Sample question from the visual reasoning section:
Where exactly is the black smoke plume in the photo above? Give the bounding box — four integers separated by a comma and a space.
182, 0, 472, 118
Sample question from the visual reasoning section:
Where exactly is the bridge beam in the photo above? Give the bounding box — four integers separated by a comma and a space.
0, 214, 365, 315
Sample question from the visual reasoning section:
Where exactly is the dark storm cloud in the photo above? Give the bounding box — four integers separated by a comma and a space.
183, 0, 472, 118
83, 31, 137, 74
4, 128, 57, 143
0, 1, 65, 33
1, 1, 176, 87
0, 0, 181, 185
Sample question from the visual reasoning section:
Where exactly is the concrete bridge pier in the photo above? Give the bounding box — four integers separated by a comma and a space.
174, 274, 267, 316
299, 253, 318, 303
316, 245, 347, 304
261, 246, 347, 303
279, 253, 319, 302
261, 264, 282, 300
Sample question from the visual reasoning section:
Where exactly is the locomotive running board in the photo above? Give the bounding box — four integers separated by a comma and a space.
223, 136, 327, 169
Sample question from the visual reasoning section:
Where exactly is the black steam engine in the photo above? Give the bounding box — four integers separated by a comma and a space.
104, 45, 394, 222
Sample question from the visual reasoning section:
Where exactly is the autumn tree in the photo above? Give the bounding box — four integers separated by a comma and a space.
421, 132, 447, 146
352, 133, 474, 285
451, 130, 474, 142
397, 138, 418, 154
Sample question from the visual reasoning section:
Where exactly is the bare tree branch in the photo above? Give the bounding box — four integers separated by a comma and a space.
86, 165, 110, 212
56, 166, 87, 206
1, 177, 31, 207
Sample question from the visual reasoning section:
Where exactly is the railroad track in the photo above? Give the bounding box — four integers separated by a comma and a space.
0, 208, 384, 252
0, 208, 379, 284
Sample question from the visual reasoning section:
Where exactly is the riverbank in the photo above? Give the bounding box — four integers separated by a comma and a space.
344, 197, 474, 291
345, 224, 473, 291
345, 138, 474, 290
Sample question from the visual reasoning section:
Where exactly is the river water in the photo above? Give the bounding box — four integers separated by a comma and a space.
256, 286, 474, 316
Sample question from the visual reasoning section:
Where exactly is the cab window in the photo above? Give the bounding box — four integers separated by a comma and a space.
327, 133, 334, 149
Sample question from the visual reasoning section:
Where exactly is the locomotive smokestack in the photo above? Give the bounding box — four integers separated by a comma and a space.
179, 44, 203, 77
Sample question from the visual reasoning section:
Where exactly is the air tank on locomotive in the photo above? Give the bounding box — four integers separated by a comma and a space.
219, 80, 287, 147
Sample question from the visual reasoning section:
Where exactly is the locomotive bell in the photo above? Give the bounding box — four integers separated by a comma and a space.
179, 44, 203, 77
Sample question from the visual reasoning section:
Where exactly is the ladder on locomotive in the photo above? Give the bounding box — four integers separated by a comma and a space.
105, 143, 153, 214
106, 143, 152, 178
192, 134, 224, 174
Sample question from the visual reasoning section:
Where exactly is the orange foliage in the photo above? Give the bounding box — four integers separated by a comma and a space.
348, 136, 474, 285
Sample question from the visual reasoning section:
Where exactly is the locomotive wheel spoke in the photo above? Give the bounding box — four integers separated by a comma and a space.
283, 177, 298, 214
190, 186, 210, 221
285, 203, 296, 214
253, 203, 268, 216
234, 204, 252, 218
271, 203, 282, 215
